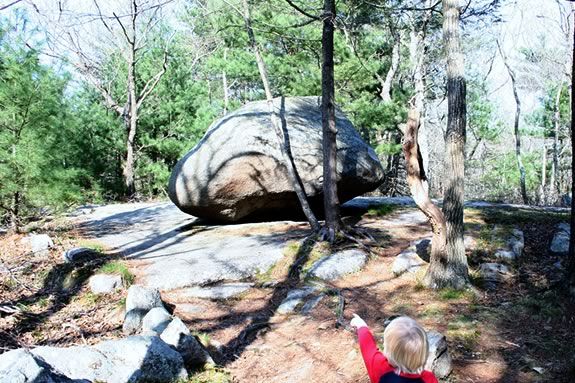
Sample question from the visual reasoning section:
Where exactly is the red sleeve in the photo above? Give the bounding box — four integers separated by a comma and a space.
421, 370, 438, 383
357, 327, 394, 383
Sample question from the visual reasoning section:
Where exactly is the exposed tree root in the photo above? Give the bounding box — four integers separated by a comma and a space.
319, 224, 379, 257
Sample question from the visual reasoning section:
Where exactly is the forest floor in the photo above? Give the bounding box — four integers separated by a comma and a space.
1, 199, 574, 382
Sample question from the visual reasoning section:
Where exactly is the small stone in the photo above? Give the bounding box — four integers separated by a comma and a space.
494, 249, 517, 261
479, 263, 511, 284
160, 317, 214, 368
553, 260, 563, 269
123, 309, 147, 335
392, 249, 426, 276
141, 307, 172, 335
532, 367, 544, 374
277, 286, 317, 314
550, 223, 570, 255
508, 229, 524, 258
88, 274, 122, 295
425, 331, 452, 379
62, 247, 97, 263
307, 249, 368, 281
27, 234, 54, 255
414, 238, 431, 262
126, 285, 163, 313
464, 235, 477, 250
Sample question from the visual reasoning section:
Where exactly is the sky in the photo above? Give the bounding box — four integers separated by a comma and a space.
486, 0, 572, 125
1, 0, 572, 128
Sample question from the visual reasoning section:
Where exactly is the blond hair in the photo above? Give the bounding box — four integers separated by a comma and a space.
383, 316, 428, 374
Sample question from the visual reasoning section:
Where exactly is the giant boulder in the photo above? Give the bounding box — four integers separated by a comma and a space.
169, 96, 384, 221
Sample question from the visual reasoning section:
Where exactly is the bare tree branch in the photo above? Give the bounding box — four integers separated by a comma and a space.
0, 0, 24, 11
113, 11, 133, 45
136, 50, 168, 109
283, 0, 320, 20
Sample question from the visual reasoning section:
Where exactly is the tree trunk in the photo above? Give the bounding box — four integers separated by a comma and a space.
123, 47, 138, 198
122, 8, 138, 198
425, 0, 469, 289
380, 31, 400, 103
539, 142, 547, 204
498, 42, 527, 204
552, 85, 563, 197
409, 5, 432, 182
223, 48, 229, 115
467, 137, 482, 160
321, 0, 341, 242
10, 191, 20, 233
241, 0, 320, 231
403, 109, 448, 285
567, 13, 575, 296
512, 81, 527, 204
10, 140, 20, 232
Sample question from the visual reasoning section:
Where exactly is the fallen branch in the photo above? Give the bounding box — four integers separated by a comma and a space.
0, 305, 20, 315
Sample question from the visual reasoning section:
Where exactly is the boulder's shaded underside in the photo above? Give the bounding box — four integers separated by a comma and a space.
169, 96, 384, 222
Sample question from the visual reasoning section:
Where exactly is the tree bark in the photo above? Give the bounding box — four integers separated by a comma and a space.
567, 12, 575, 296
121, 2, 139, 198
551, 85, 563, 197
321, 0, 341, 242
539, 141, 547, 204
498, 42, 528, 204
222, 48, 229, 115
403, 109, 448, 286
241, 0, 320, 231
380, 31, 400, 103
467, 137, 482, 160
10, 191, 20, 233
512, 76, 528, 204
9, 137, 20, 232
408, 2, 433, 183
425, 0, 469, 289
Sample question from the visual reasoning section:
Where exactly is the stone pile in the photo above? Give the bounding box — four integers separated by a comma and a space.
0, 285, 214, 383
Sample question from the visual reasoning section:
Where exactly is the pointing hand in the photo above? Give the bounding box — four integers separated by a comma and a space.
350, 313, 368, 330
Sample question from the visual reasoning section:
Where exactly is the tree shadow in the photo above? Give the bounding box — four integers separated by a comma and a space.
0, 252, 112, 350
457, 206, 575, 382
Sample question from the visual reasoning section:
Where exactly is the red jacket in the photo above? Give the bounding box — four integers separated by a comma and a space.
357, 327, 438, 383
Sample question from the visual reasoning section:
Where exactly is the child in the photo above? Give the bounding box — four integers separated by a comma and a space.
350, 314, 438, 383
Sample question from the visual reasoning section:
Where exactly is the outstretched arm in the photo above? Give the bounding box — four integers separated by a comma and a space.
351, 314, 393, 383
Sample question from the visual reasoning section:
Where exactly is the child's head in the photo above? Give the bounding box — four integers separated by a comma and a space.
383, 316, 428, 374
